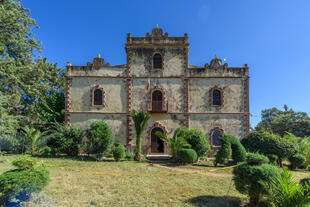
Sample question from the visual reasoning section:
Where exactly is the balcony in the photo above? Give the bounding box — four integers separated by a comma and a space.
148, 101, 168, 113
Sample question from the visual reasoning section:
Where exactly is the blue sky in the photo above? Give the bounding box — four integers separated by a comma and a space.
23, 0, 310, 127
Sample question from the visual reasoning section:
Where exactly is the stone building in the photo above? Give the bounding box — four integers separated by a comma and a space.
65, 26, 250, 154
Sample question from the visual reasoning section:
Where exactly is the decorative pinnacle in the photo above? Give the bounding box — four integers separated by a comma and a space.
156, 24, 158, 28
98, 53, 101, 58
214, 54, 218, 59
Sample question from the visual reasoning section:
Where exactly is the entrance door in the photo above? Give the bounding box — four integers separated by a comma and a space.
151, 127, 164, 153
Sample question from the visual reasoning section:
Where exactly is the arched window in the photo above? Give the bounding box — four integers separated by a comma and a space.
211, 129, 223, 146
152, 90, 163, 111
153, 54, 162, 69
93, 89, 103, 105
212, 89, 222, 106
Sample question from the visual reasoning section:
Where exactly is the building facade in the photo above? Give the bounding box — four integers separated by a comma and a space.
65, 26, 250, 154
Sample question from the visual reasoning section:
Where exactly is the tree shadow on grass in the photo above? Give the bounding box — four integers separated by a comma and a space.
186, 195, 242, 207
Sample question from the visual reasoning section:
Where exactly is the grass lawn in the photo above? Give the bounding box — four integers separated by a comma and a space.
0, 155, 309, 207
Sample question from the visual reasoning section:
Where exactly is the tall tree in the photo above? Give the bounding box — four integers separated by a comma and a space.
0, 92, 19, 151
256, 105, 310, 137
130, 110, 150, 161
35, 91, 65, 125
0, 0, 64, 126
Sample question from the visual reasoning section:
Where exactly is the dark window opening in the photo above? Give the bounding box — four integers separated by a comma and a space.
94, 89, 103, 105
212, 130, 222, 146
152, 90, 163, 111
153, 54, 162, 69
213, 89, 221, 106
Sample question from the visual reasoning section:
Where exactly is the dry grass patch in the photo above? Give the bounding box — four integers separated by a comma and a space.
0, 155, 308, 207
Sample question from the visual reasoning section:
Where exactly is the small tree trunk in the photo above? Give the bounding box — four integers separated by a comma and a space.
278, 159, 283, 167
134, 134, 142, 161
249, 196, 259, 206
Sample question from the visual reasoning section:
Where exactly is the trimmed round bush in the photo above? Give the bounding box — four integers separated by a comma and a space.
228, 135, 246, 164
0, 166, 50, 199
12, 157, 37, 170
176, 127, 210, 157
214, 135, 246, 166
179, 149, 197, 163
289, 154, 306, 169
214, 138, 232, 166
113, 145, 126, 162
246, 153, 269, 165
86, 121, 114, 155
233, 153, 280, 206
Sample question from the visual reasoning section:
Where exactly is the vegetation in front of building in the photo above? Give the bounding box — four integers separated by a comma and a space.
214, 134, 246, 166
0, 157, 50, 205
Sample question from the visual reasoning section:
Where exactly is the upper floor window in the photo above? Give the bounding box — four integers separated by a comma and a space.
212, 89, 222, 106
152, 90, 163, 111
211, 129, 223, 146
92, 86, 105, 106
153, 54, 163, 69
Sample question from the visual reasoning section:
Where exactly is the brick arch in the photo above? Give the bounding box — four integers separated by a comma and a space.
147, 121, 168, 154
91, 85, 106, 106
209, 127, 224, 146
210, 86, 224, 107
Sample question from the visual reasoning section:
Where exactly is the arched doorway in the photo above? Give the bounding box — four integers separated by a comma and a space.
152, 90, 163, 111
151, 127, 164, 153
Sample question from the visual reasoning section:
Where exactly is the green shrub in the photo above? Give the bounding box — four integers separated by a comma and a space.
47, 124, 84, 156
12, 157, 37, 170
183, 128, 210, 157
228, 135, 246, 164
288, 154, 306, 169
265, 168, 310, 207
266, 154, 278, 165
214, 135, 246, 166
125, 151, 135, 160
0, 166, 50, 198
307, 165, 310, 171
86, 121, 114, 156
113, 145, 126, 162
241, 131, 296, 166
214, 138, 232, 166
113, 141, 122, 147
300, 178, 310, 186
179, 149, 197, 163
246, 153, 269, 165
38, 146, 52, 156
233, 153, 280, 206
182, 143, 192, 149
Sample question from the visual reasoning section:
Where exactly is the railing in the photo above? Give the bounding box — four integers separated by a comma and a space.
148, 101, 168, 112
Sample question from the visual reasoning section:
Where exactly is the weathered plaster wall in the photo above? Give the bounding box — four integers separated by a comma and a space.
131, 78, 184, 112
189, 78, 244, 113
70, 77, 127, 112
129, 48, 185, 77
70, 113, 127, 144
189, 114, 246, 143
70, 66, 126, 77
